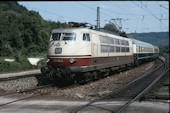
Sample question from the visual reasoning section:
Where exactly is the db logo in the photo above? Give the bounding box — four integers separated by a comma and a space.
55, 43, 60, 47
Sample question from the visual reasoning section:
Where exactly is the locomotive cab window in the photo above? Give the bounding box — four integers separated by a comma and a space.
83, 33, 90, 41
52, 33, 61, 40
62, 33, 76, 41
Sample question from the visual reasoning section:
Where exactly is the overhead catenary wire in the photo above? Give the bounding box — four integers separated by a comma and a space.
19, 2, 168, 33
132, 1, 161, 21
157, 2, 169, 10
76, 1, 168, 32
75, 2, 136, 30
132, 1, 168, 29
160, 5, 168, 10
21, 5, 81, 22
58, 2, 169, 32
75, 1, 115, 19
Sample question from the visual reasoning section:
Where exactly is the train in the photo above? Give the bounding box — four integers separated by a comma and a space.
41, 22, 159, 83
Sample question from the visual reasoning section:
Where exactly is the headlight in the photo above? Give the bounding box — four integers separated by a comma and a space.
70, 58, 75, 64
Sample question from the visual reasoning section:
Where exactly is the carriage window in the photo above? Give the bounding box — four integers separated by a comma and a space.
52, 33, 61, 40
125, 41, 129, 45
116, 46, 120, 52
120, 40, 125, 45
99, 36, 108, 43
83, 33, 90, 41
121, 47, 126, 52
108, 37, 114, 44
109, 46, 115, 52
115, 39, 120, 45
101, 45, 109, 52
62, 33, 76, 41
126, 47, 129, 52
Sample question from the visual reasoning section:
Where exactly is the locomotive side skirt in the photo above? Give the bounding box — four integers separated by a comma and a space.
48, 55, 134, 73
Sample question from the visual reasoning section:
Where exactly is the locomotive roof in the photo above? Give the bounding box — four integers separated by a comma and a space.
52, 27, 126, 38
52, 27, 90, 32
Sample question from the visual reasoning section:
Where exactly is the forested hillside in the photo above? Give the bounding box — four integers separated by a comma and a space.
0, 2, 68, 56
0, 2, 168, 73
130, 32, 169, 47
0, 2, 169, 57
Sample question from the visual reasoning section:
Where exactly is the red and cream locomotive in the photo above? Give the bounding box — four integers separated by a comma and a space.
41, 22, 159, 82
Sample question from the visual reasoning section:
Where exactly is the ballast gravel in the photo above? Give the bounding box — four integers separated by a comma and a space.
0, 62, 154, 100
0, 77, 38, 92
0, 69, 41, 78
28, 62, 155, 100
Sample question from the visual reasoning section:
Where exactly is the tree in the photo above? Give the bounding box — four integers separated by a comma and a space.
0, 2, 70, 56
103, 23, 120, 33
103, 23, 129, 38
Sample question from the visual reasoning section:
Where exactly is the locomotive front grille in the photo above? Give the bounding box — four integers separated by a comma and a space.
55, 48, 62, 54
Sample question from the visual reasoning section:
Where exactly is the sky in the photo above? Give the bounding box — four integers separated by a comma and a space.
18, 1, 169, 33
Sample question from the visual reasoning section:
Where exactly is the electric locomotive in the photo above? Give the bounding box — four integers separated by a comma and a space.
41, 22, 159, 82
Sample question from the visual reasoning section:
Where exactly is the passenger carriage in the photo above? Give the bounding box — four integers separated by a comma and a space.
132, 39, 159, 65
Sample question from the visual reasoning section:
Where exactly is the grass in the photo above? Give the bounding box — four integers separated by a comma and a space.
0, 52, 48, 73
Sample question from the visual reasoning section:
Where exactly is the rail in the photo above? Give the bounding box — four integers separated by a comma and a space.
71, 57, 168, 113
116, 67, 169, 113
0, 73, 42, 82
0, 83, 55, 107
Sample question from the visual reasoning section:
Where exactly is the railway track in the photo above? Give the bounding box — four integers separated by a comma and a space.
143, 54, 169, 101
144, 70, 169, 101
0, 71, 53, 92
0, 70, 83, 108
0, 83, 56, 107
0, 57, 164, 112
0, 73, 42, 82
0, 78, 86, 108
70, 57, 169, 113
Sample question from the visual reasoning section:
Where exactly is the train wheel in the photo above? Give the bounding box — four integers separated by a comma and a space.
75, 73, 85, 85
105, 69, 110, 77
92, 71, 98, 81
134, 59, 139, 66
100, 69, 110, 78
70, 74, 77, 84
84, 72, 91, 83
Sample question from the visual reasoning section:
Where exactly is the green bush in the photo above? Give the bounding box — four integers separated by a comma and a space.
0, 56, 37, 73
